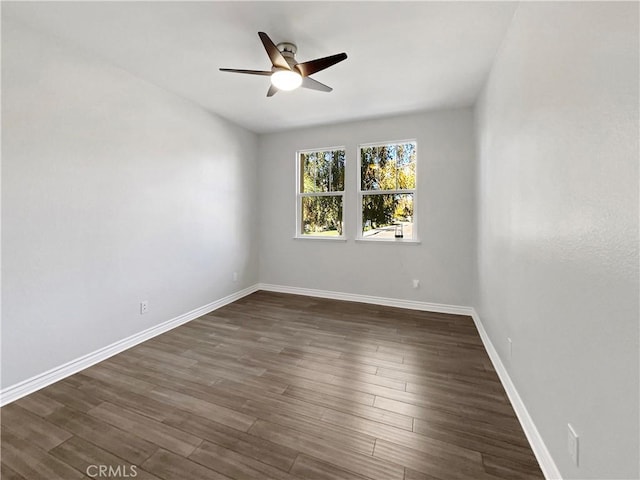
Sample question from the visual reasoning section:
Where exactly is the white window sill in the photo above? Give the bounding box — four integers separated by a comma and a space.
294, 236, 347, 242
355, 237, 421, 244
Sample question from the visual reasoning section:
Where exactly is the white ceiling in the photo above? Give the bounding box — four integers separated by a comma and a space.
4, 1, 517, 133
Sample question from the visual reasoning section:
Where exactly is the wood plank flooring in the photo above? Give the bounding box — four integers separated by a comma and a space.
1, 291, 544, 479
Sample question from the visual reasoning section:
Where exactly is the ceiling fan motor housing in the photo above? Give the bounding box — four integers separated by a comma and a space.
277, 42, 297, 56
277, 42, 298, 69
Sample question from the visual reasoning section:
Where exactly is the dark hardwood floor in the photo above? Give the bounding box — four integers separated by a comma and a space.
1, 291, 544, 479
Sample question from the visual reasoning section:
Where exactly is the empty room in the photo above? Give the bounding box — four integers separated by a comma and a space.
1, 2, 638, 479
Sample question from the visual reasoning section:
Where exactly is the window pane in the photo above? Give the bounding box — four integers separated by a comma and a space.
316, 152, 330, 191
396, 143, 416, 189
301, 149, 345, 193
397, 162, 416, 189
301, 152, 323, 192
362, 193, 413, 239
361, 145, 385, 190
330, 150, 345, 192
361, 142, 416, 191
302, 196, 343, 236
301, 152, 314, 192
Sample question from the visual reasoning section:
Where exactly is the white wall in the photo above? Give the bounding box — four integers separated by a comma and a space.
1, 18, 259, 389
475, 3, 639, 479
258, 109, 476, 307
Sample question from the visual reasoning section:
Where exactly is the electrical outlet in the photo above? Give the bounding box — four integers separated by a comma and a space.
507, 337, 512, 358
140, 301, 149, 315
412, 279, 420, 289
567, 423, 579, 466
233, 271, 238, 282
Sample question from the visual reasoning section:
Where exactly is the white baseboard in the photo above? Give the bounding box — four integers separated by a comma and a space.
258, 283, 474, 316
471, 309, 562, 480
0, 284, 260, 407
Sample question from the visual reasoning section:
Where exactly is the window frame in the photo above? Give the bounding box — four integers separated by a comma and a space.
295, 146, 347, 240
356, 139, 419, 243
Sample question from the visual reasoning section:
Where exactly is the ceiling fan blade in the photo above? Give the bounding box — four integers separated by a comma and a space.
301, 76, 332, 93
295, 52, 347, 77
258, 32, 291, 70
267, 84, 278, 97
219, 68, 272, 76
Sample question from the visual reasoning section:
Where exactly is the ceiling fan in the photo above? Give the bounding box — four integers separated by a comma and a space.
220, 32, 347, 97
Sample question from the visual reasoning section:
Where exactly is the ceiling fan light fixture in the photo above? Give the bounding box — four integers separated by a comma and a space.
270, 69, 302, 91
219, 32, 346, 97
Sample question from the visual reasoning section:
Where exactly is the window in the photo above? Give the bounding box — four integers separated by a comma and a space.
296, 147, 345, 238
358, 141, 417, 240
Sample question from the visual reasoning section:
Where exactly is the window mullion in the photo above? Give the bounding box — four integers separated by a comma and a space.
359, 189, 415, 195
300, 191, 343, 197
